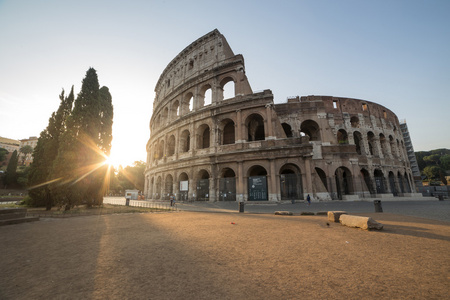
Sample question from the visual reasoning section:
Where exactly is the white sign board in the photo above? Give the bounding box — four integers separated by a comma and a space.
180, 180, 189, 191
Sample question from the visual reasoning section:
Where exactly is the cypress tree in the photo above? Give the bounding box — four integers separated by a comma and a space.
51, 68, 113, 209
5, 150, 18, 188
28, 88, 74, 209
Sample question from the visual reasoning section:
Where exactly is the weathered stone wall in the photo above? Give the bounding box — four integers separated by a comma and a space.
145, 29, 417, 202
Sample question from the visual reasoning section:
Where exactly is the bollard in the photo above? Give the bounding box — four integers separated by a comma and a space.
374, 200, 383, 212
239, 202, 245, 213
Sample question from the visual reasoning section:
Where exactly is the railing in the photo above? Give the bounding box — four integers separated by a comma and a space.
103, 197, 177, 211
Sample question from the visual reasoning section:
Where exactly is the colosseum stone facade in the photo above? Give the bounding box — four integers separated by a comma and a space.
144, 29, 422, 202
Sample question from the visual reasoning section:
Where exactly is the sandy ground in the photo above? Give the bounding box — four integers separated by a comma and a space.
1, 211, 449, 299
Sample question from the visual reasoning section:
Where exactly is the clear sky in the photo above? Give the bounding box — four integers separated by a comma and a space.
1, 0, 449, 167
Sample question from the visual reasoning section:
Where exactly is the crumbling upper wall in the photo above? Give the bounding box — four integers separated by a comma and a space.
154, 29, 235, 104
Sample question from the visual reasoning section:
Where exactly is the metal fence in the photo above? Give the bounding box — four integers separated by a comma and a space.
103, 197, 177, 211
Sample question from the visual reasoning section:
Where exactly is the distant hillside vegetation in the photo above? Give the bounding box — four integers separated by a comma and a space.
415, 148, 450, 184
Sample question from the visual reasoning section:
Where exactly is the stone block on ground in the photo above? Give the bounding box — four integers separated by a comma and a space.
339, 214, 383, 230
328, 211, 347, 222
316, 211, 327, 216
300, 211, 315, 215
274, 211, 293, 215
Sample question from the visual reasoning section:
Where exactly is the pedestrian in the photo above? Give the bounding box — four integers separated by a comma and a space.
170, 194, 174, 206
307, 194, 311, 205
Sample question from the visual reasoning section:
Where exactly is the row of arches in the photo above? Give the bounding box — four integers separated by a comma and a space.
153, 79, 236, 130
146, 162, 414, 201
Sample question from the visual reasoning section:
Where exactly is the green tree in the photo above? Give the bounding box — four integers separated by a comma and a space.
0, 147, 8, 163
423, 154, 441, 166
423, 165, 440, 181
19, 145, 33, 165
51, 68, 113, 210
117, 161, 145, 192
441, 154, 450, 171
5, 150, 18, 187
28, 88, 75, 209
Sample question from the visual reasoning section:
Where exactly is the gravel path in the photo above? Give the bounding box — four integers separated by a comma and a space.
1, 210, 449, 299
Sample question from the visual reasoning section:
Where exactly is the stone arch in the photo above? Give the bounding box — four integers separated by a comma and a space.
200, 84, 212, 107
161, 107, 169, 125
178, 172, 189, 201
248, 165, 268, 201
337, 129, 349, 144
315, 167, 328, 191
389, 171, 398, 196
397, 171, 405, 193
164, 174, 174, 199
335, 166, 353, 199
179, 129, 190, 153
181, 92, 193, 115
374, 169, 386, 193
155, 176, 162, 199
167, 135, 175, 156
279, 164, 303, 200
403, 171, 412, 193
221, 118, 235, 145
197, 124, 210, 149
281, 123, 293, 138
360, 168, 374, 195
219, 167, 236, 201
158, 140, 164, 159
367, 131, 377, 156
196, 169, 210, 201
220, 76, 236, 100
300, 120, 321, 141
379, 133, 387, 157
171, 100, 180, 120
353, 131, 364, 155
246, 113, 265, 141
350, 116, 360, 128
389, 135, 396, 157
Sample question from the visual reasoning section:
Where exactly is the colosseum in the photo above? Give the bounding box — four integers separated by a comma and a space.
144, 29, 422, 202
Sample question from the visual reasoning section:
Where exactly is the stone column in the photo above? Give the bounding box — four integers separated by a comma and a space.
265, 104, 275, 140
208, 177, 216, 202
236, 109, 243, 143
268, 158, 278, 201
237, 161, 244, 201
304, 156, 313, 198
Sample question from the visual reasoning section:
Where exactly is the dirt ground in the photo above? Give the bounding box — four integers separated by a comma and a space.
1, 211, 449, 299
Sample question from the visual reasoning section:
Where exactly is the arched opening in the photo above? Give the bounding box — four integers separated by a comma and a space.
219, 168, 236, 201
199, 84, 212, 107
282, 123, 293, 138
155, 176, 162, 200
300, 120, 321, 141
350, 116, 359, 128
179, 130, 190, 153
246, 114, 265, 141
389, 135, 396, 158
221, 119, 235, 145
335, 167, 353, 200
197, 124, 210, 149
164, 174, 173, 200
397, 171, 405, 193
379, 133, 387, 157
171, 100, 180, 120
179, 172, 189, 201
167, 135, 175, 156
337, 129, 348, 144
353, 131, 364, 155
248, 165, 268, 201
367, 132, 377, 156
315, 167, 328, 191
158, 140, 164, 159
182, 92, 193, 115
360, 168, 375, 195
149, 177, 154, 199
389, 171, 398, 196
196, 170, 210, 201
221, 77, 235, 100
374, 169, 386, 194
161, 107, 168, 125
280, 164, 302, 200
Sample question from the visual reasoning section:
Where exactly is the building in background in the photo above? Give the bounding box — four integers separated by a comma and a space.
19, 136, 38, 166
0, 137, 20, 168
400, 121, 422, 190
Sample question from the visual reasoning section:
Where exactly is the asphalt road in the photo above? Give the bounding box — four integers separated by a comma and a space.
176, 200, 450, 222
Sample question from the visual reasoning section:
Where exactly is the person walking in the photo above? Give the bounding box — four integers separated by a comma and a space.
307, 194, 311, 205
170, 194, 175, 206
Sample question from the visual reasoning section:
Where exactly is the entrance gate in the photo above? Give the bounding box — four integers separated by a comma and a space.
248, 176, 268, 201
219, 177, 236, 201
280, 174, 298, 200
196, 179, 209, 201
